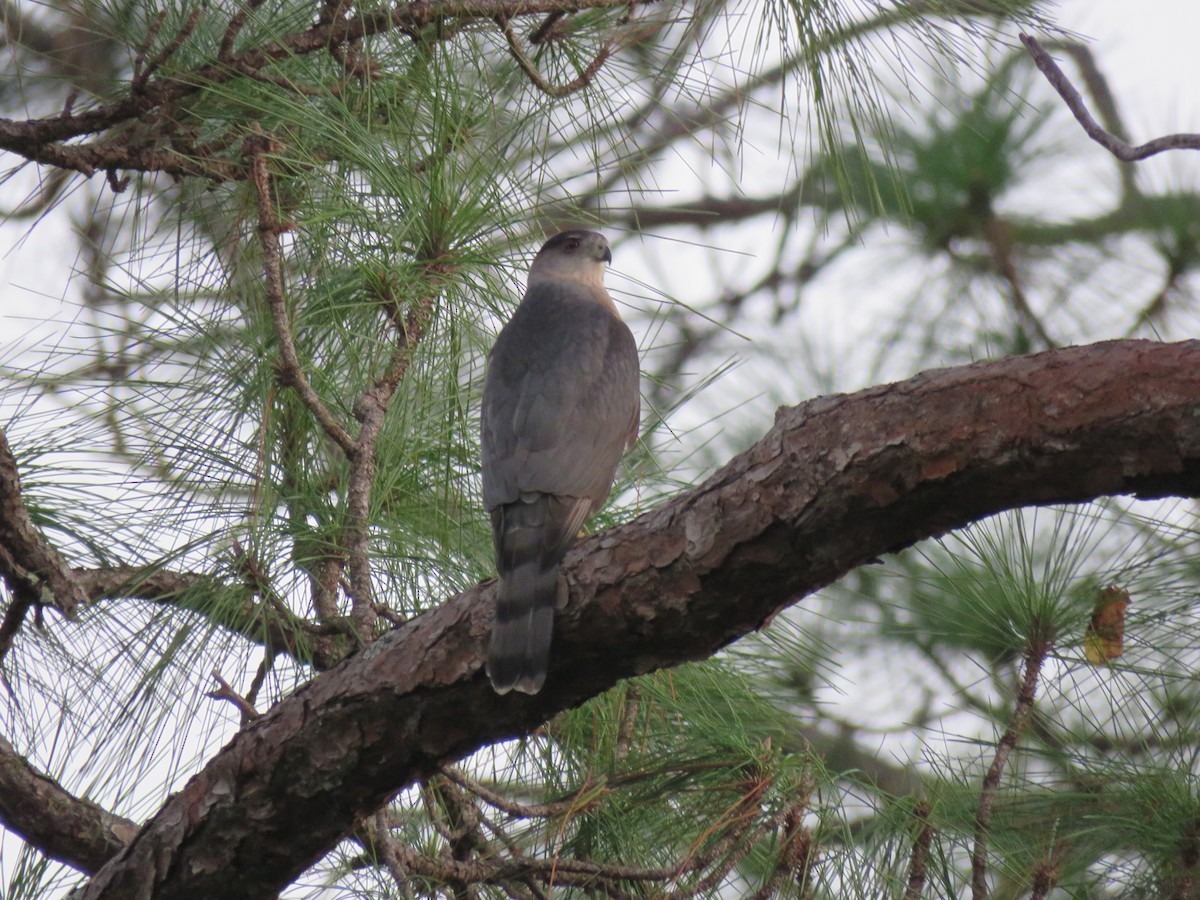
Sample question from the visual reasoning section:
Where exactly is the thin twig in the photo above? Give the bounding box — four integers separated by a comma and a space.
1020, 33, 1200, 161
1035, 40, 1139, 198
344, 284, 441, 635
132, 11, 168, 86
499, 16, 615, 98
1134, 253, 1186, 328
431, 775, 490, 859
310, 558, 345, 626
228, 539, 319, 657
614, 685, 640, 762
219, 0, 268, 62
971, 637, 1052, 900
0, 168, 71, 220
442, 766, 587, 819
275, 403, 347, 634
134, 9, 203, 92
207, 668, 262, 722
982, 213, 1058, 349
420, 781, 459, 844
386, 839, 672, 894
248, 132, 358, 458
245, 652, 274, 707
528, 11, 566, 44
327, 39, 377, 81
663, 816, 775, 899
903, 801, 934, 900
372, 809, 416, 900
443, 763, 780, 896
232, 59, 336, 97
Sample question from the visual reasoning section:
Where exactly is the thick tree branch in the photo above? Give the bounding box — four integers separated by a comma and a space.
80, 340, 1200, 898
0, 429, 87, 617
0, 733, 138, 874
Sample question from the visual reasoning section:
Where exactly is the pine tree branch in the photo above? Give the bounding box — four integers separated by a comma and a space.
74, 566, 338, 667
0, 429, 87, 618
971, 637, 1051, 900
249, 132, 358, 459
0, 0, 638, 185
498, 16, 616, 98
69, 339, 1200, 898
345, 282, 444, 635
1021, 33, 1200, 161
904, 801, 935, 900
0, 733, 138, 875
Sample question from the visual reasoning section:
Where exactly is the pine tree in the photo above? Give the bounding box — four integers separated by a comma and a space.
0, 1, 1197, 896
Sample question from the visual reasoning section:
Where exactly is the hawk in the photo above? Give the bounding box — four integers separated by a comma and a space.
480, 231, 640, 694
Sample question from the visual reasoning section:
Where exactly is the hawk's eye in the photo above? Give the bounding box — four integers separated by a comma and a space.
564, 238, 581, 251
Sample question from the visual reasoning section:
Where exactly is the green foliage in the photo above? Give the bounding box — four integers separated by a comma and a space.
1, 0, 1199, 896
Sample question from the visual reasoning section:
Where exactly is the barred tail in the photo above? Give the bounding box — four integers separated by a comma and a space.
487, 495, 582, 695
487, 560, 558, 695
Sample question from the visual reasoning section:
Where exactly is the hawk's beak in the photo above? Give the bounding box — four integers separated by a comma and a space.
601, 245, 613, 264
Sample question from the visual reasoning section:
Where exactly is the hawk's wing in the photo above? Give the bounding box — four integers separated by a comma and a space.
481, 282, 640, 516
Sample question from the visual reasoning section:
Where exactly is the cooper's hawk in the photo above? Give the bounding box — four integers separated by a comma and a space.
481, 231, 640, 695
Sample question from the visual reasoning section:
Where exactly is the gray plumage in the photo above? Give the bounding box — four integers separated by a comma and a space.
481, 231, 640, 694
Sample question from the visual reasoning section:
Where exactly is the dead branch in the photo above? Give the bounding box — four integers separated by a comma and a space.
1021, 33, 1200, 161
207, 668, 263, 723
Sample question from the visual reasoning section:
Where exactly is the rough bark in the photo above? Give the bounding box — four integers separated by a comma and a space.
74, 339, 1200, 898
0, 735, 138, 874
0, 430, 87, 617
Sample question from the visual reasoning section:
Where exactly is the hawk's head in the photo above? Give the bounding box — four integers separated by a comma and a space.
529, 231, 612, 287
